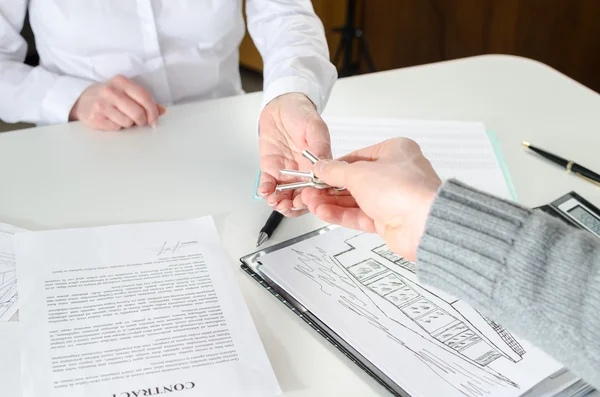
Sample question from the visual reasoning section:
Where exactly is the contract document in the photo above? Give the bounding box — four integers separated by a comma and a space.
16, 217, 279, 397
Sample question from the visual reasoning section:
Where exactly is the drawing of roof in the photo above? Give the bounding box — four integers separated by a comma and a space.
0, 252, 18, 319
373, 245, 415, 273
334, 233, 525, 368
370, 242, 527, 359
344, 258, 504, 366
483, 316, 526, 356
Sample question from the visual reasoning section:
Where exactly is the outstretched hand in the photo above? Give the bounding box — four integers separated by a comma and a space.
258, 93, 331, 217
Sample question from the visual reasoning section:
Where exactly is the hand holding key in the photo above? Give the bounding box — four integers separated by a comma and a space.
276, 150, 345, 192
258, 93, 332, 216
300, 138, 442, 261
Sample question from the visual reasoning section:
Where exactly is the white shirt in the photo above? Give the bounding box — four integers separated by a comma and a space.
0, 0, 337, 125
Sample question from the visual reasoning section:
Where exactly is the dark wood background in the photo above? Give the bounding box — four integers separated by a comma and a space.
359, 0, 600, 92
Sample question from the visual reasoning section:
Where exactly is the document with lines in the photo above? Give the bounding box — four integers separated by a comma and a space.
0, 222, 27, 321
15, 217, 279, 397
257, 228, 575, 397
325, 117, 515, 200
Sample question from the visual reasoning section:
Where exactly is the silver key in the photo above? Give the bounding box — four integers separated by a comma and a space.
276, 170, 329, 191
275, 150, 345, 192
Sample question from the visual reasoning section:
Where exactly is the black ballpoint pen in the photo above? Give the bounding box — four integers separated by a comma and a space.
256, 211, 284, 247
522, 141, 600, 187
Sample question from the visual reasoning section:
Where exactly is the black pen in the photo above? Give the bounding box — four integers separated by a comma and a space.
256, 211, 284, 247
522, 141, 600, 187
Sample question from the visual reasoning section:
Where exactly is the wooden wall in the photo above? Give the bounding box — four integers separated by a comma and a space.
360, 0, 600, 92
239, 1, 359, 71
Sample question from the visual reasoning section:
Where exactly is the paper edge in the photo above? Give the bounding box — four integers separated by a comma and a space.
486, 130, 518, 202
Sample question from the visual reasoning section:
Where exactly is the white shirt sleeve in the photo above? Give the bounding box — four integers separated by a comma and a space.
0, 1, 93, 125
245, 0, 338, 113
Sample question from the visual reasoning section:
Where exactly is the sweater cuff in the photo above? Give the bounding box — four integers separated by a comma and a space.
416, 179, 531, 312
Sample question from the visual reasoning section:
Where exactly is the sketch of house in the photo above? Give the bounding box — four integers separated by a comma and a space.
258, 228, 567, 397
371, 243, 526, 358
0, 250, 18, 320
334, 233, 525, 367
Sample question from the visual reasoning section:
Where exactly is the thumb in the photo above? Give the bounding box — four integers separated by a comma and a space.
305, 115, 332, 159
313, 160, 349, 188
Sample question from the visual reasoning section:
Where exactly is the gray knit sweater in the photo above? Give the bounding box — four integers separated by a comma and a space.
417, 179, 600, 389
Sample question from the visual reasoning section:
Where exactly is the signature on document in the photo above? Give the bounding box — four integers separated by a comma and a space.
150, 240, 199, 257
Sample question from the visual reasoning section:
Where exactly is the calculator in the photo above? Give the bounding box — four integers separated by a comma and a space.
537, 191, 600, 239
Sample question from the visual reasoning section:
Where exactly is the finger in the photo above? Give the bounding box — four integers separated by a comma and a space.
301, 187, 347, 211
275, 198, 294, 214
258, 172, 277, 198
266, 187, 294, 209
301, 186, 352, 200
289, 209, 309, 217
102, 85, 148, 126
314, 205, 376, 234
333, 139, 401, 164
312, 160, 351, 189
275, 196, 307, 217
292, 193, 306, 211
94, 117, 122, 132
304, 194, 359, 213
111, 75, 159, 126
158, 104, 168, 116
286, 207, 309, 218
305, 114, 332, 159
104, 106, 134, 129
335, 138, 423, 164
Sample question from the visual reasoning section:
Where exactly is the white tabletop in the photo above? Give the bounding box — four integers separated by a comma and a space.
1, 55, 599, 396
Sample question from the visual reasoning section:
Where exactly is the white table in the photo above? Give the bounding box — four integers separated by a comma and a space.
1, 55, 598, 396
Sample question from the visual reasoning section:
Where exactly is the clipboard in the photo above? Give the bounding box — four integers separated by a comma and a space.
240, 225, 410, 397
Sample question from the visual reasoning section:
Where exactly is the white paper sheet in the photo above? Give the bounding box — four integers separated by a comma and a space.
0, 222, 27, 321
325, 117, 513, 199
522, 369, 588, 397
0, 322, 22, 397
16, 217, 279, 397
259, 228, 564, 397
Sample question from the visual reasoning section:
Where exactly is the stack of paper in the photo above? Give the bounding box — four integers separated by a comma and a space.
9, 217, 280, 397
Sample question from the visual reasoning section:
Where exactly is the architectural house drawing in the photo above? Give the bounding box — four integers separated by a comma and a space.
336, 233, 525, 367
366, 240, 525, 365
260, 228, 561, 397
0, 247, 18, 320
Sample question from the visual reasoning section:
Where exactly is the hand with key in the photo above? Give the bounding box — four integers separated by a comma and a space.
301, 138, 442, 261
258, 93, 332, 217
276, 150, 344, 192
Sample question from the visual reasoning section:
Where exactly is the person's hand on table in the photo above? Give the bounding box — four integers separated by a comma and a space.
258, 92, 332, 217
69, 75, 167, 131
301, 138, 442, 261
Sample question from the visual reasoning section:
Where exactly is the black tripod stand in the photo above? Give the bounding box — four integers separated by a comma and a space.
332, 0, 376, 77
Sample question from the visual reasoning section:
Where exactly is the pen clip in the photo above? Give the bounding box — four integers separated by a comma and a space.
575, 172, 600, 187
